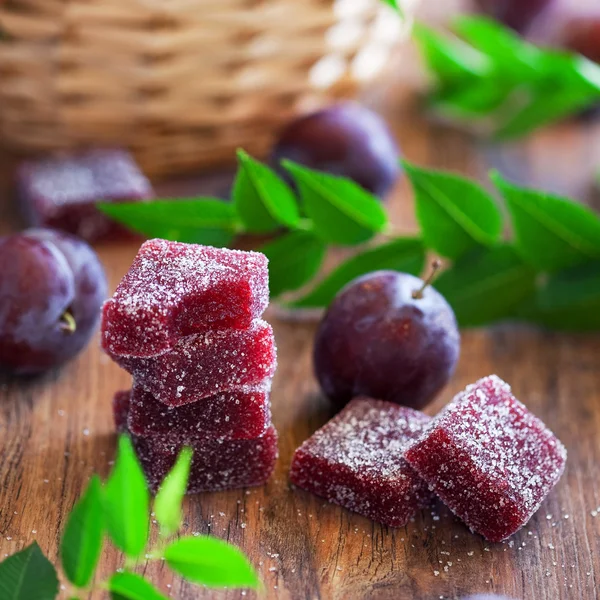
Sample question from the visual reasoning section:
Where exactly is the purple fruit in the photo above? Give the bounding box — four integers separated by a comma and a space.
0, 228, 108, 375
474, 0, 554, 32
313, 268, 460, 411
271, 102, 401, 199
527, 3, 600, 63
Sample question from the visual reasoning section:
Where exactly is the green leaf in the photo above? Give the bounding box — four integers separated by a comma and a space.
493, 172, 600, 271
98, 199, 238, 246
103, 436, 149, 558
453, 16, 543, 79
164, 536, 259, 589
283, 161, 388, 246
403, 161, 503, 259
108, 572, 169, 600
433, 79, 511, 117
233, 149, 300, 233
417, 16, 600, 138
260, 231, 327, 298
519, 261, 600, 331
380, 0, 403, 16
290, 238, 426, 309
154, 447, 192, 537
0, 542, 59, 600
495, 84, 598, 140
434, 245, 537, 327
60, 475, 104, 588
413, 23, 490, 85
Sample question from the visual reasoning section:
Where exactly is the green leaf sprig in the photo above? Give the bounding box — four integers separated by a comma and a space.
414, 16, 600, 139
98, 151, 600, 331
0, 437, 259, 599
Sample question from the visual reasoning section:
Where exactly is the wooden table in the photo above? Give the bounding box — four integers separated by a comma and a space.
1, 103, 600, 600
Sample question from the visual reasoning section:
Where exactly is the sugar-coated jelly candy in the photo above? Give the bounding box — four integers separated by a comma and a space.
126, 380, 272, 440
404, 375, 567, 542
112, 320, 276, 406
102, 239, 269, 358
17, 149, 154, 243
290, 397, 433, 527
114, 390, 278, 493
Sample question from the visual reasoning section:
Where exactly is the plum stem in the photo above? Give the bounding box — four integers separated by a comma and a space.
412, 260, 442, 299
59, 311, 77, 334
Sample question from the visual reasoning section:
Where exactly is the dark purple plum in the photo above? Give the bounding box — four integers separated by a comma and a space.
527, 4, 600, 63
474, 0, 554, 32
0, 228, 108, 375
313, 269, 459, 411
271, 102, 401, 199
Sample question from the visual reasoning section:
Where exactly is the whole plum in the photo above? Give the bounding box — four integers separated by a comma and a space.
0, 228, 108, 374
313, 268, 460, 411
271, 102, 401, 199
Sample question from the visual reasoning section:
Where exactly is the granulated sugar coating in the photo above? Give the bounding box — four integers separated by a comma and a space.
404, 375, 567, 542
114, 390, 278, 493
290, 397, 433, 527
126, 380, 272, 440
112, 320, 276, 406
102, 239, 269, 358
17, 149, 154, 242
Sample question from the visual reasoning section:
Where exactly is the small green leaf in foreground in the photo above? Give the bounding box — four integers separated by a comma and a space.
60, 475, 104, 588
403, 161, 503, 260
234, 149, 300, 233
290, 237, 426, 309
103, 436, 149, 558
493, 171, 600, 271
164, 536, 259, 589
0, 542, 59, 600
98, 199, 239, 247
154, 447, 193, 537
283, 160, 388, 246
260, 230, 327, 298
108, 572, 169, 600
434, 245, 537, 327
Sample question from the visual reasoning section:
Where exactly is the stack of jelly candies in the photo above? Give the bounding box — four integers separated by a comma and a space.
102, 239, 278, 493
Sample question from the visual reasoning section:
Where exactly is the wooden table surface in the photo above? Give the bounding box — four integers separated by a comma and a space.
1, 100, 600, 600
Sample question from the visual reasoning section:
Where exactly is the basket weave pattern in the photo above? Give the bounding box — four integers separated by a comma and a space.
0, 0, 412, 176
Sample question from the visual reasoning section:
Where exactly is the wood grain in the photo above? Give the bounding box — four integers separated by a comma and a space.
1, 107, 600, 600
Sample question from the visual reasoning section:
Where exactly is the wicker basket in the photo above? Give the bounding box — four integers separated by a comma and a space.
0, 0, 416, 177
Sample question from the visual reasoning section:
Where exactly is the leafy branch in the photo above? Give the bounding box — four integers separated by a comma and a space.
414, 15, 600, 138
0, 437, 259, 599
99, 150, 600, 331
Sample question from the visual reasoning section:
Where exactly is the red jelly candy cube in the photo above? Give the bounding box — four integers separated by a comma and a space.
114, 389, 278, 493
127, 380, 272, 440
290, 397, 433, 527
404, 375, 567, 542
102, 239, 269, 358
17, 149, 154, 243
112, 320, 276, 406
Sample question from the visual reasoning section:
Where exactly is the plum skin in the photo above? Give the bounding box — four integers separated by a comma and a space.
526, 4, 600, 64
474, 0, 554, 32
0, 228, 108, 375
271, 102, 401, 199
313, 270, 460, 411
